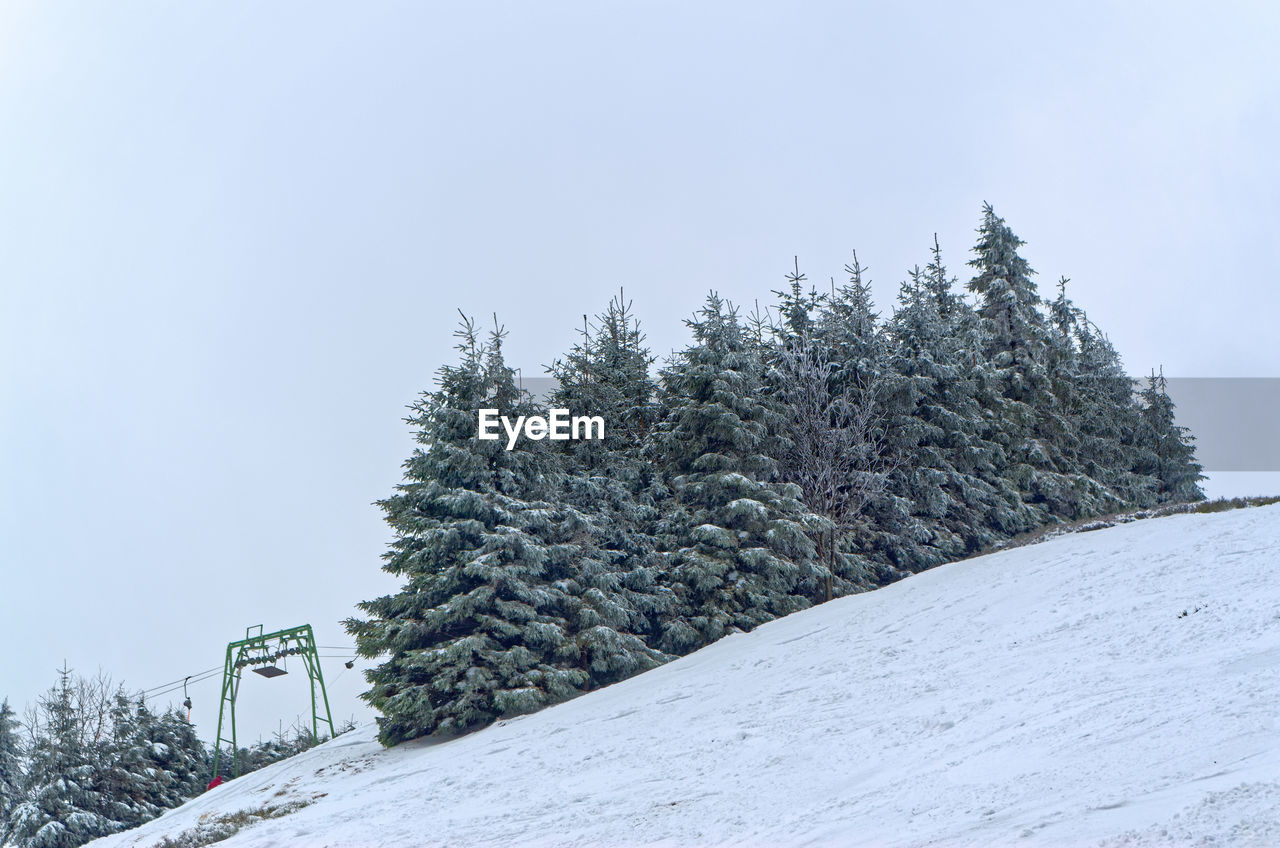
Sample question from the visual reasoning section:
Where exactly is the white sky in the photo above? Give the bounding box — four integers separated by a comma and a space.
2, 1, 1278, 743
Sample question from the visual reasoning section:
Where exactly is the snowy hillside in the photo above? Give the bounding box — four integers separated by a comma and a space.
92, 505, 1280, 847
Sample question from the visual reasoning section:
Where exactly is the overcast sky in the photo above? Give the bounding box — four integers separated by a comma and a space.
2, 2, 1278, 743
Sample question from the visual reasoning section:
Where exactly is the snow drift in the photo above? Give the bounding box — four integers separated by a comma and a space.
91, 504, 1280, 847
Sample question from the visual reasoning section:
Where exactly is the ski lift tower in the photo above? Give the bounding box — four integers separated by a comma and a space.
211, 624, 336, 780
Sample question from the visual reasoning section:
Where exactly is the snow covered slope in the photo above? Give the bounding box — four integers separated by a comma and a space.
92, 505, 1280, 847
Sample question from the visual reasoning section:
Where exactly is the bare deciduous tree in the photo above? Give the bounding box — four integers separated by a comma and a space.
771, 334, 892, 535
21, 668, 119, 751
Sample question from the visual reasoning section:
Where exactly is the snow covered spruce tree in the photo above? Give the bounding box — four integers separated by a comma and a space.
930, 239, 1043, 538
2, 674, 207, 848
8, 668, 119, 848
880, 266, 966, 569
91, 689, 156, 831
147, 707, 209, 809
650, 294, 829, 651
966, 204, 1115, 521
549, 291, 659, 479
547, 294, 678, 679
1136, 369, 1204, 503
347, 315, 663, 745
0, 698, 23, 845
346, 317, 584, 742
104, 700, 207, 825
885, 241, 1033, 563
1047, 280, 1161, 507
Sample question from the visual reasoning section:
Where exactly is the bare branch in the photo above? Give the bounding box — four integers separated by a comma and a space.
771, 333, 891, 535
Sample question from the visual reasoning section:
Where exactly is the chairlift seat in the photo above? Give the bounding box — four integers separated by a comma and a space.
253, 665, 288, 678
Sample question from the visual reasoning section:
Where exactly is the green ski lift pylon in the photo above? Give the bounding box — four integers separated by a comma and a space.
211, 624, 336, 780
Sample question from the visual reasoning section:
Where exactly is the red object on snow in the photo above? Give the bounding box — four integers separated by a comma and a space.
206, 775, 224, 791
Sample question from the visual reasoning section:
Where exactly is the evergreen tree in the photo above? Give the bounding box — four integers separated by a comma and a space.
881, 267, 959, 568
110, 701, 208, 822
968, 204, 1050, 373
549, 291, 658, 476
1041, 277, 1127, 515
966, 203, 1052, 514
966, 204, 1113, 520
886, 253, 1025, 562
548, 293, 673, 638
347, 316, 583, 742
1136, 369, 1204, 503
1071, 318, 1160, 507
0, 698, 23, 845
651, 294, 828, 650
771, 257, 822, 341
8, 668, 120, 848
93, 690, 155, 831
149, 708, 209, 807
1044, 277, 1085, 464
920, 237, 1038, 539
548, 293, 677, 682
347, 315, 661, 744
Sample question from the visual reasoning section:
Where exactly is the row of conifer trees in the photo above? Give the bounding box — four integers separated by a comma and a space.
345, 204, 1203, 745
0, 669, 329, 848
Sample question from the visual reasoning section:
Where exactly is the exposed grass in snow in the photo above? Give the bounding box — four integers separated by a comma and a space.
146, 799, 314, 848
994, 494, 1280, 552
1189, 494, 1280, 513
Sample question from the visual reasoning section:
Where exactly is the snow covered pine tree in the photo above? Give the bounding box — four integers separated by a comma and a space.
547, 294, 677, 687
347, 314, 663, 745
1137, 368, 1205, 503
886, 247, 1019, 565
966, 203, 1118, 521
651, 294, 829, 652
0, 698, 24, 845
7, 668, 120, 848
